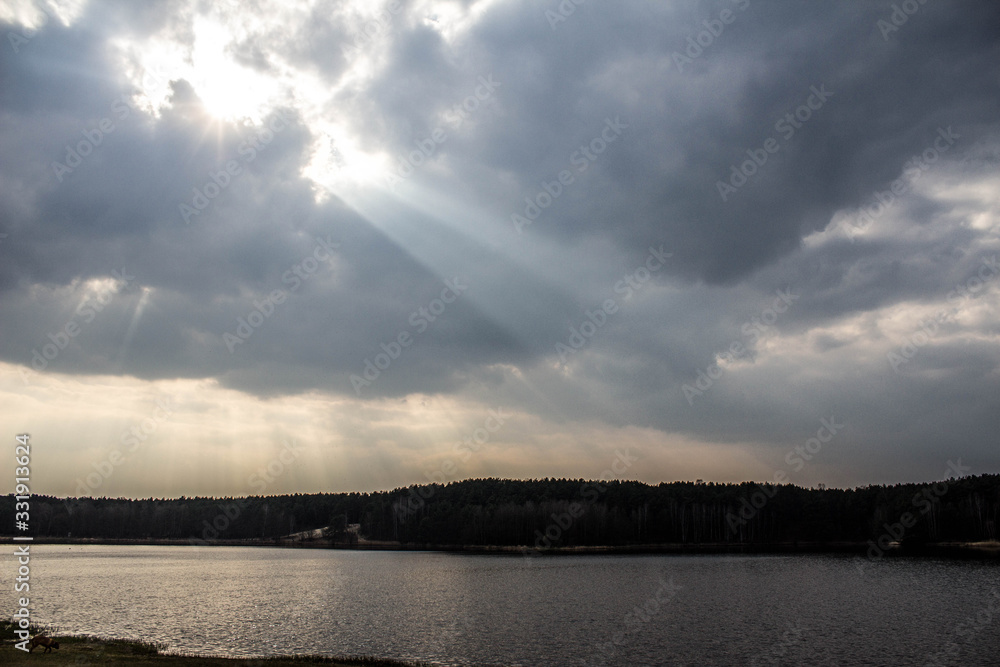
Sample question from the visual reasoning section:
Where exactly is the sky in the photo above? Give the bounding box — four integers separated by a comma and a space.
1, 0, 999, 499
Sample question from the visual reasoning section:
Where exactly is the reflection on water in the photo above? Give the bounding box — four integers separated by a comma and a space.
7, 545, 1000, 666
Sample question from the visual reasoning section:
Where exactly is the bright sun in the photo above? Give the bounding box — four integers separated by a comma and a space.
189, 20, 275, 123
116, 10, 395, 194
115, 17, 279, 124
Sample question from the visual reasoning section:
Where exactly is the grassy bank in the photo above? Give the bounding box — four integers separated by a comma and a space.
0, 625, 423, 667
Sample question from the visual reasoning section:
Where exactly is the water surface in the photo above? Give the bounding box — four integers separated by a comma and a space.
9, 545, 999, 666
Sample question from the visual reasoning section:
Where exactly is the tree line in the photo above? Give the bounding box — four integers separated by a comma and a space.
2, 474, 997, 548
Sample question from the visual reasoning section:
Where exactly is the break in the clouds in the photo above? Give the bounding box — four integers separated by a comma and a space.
1, 0, 999, 496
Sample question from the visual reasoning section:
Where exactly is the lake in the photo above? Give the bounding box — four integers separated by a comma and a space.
7, 545, 999, 665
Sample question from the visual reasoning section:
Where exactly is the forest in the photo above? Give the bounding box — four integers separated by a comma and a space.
2, 474, 998, 549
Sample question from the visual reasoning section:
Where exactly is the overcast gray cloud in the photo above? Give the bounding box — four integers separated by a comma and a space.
1, 0, 999, 494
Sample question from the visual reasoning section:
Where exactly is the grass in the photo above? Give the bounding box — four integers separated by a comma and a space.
0, 622, 425, 666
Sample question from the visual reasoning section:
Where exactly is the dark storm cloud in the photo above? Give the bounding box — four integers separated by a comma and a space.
2, 0, 1000, 483
420, 0, 1000, 283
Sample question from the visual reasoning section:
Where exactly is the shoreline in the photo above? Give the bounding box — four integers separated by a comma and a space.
0, 621, 425, 667
0, 627, 425, 666
4, 537, 999, 559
